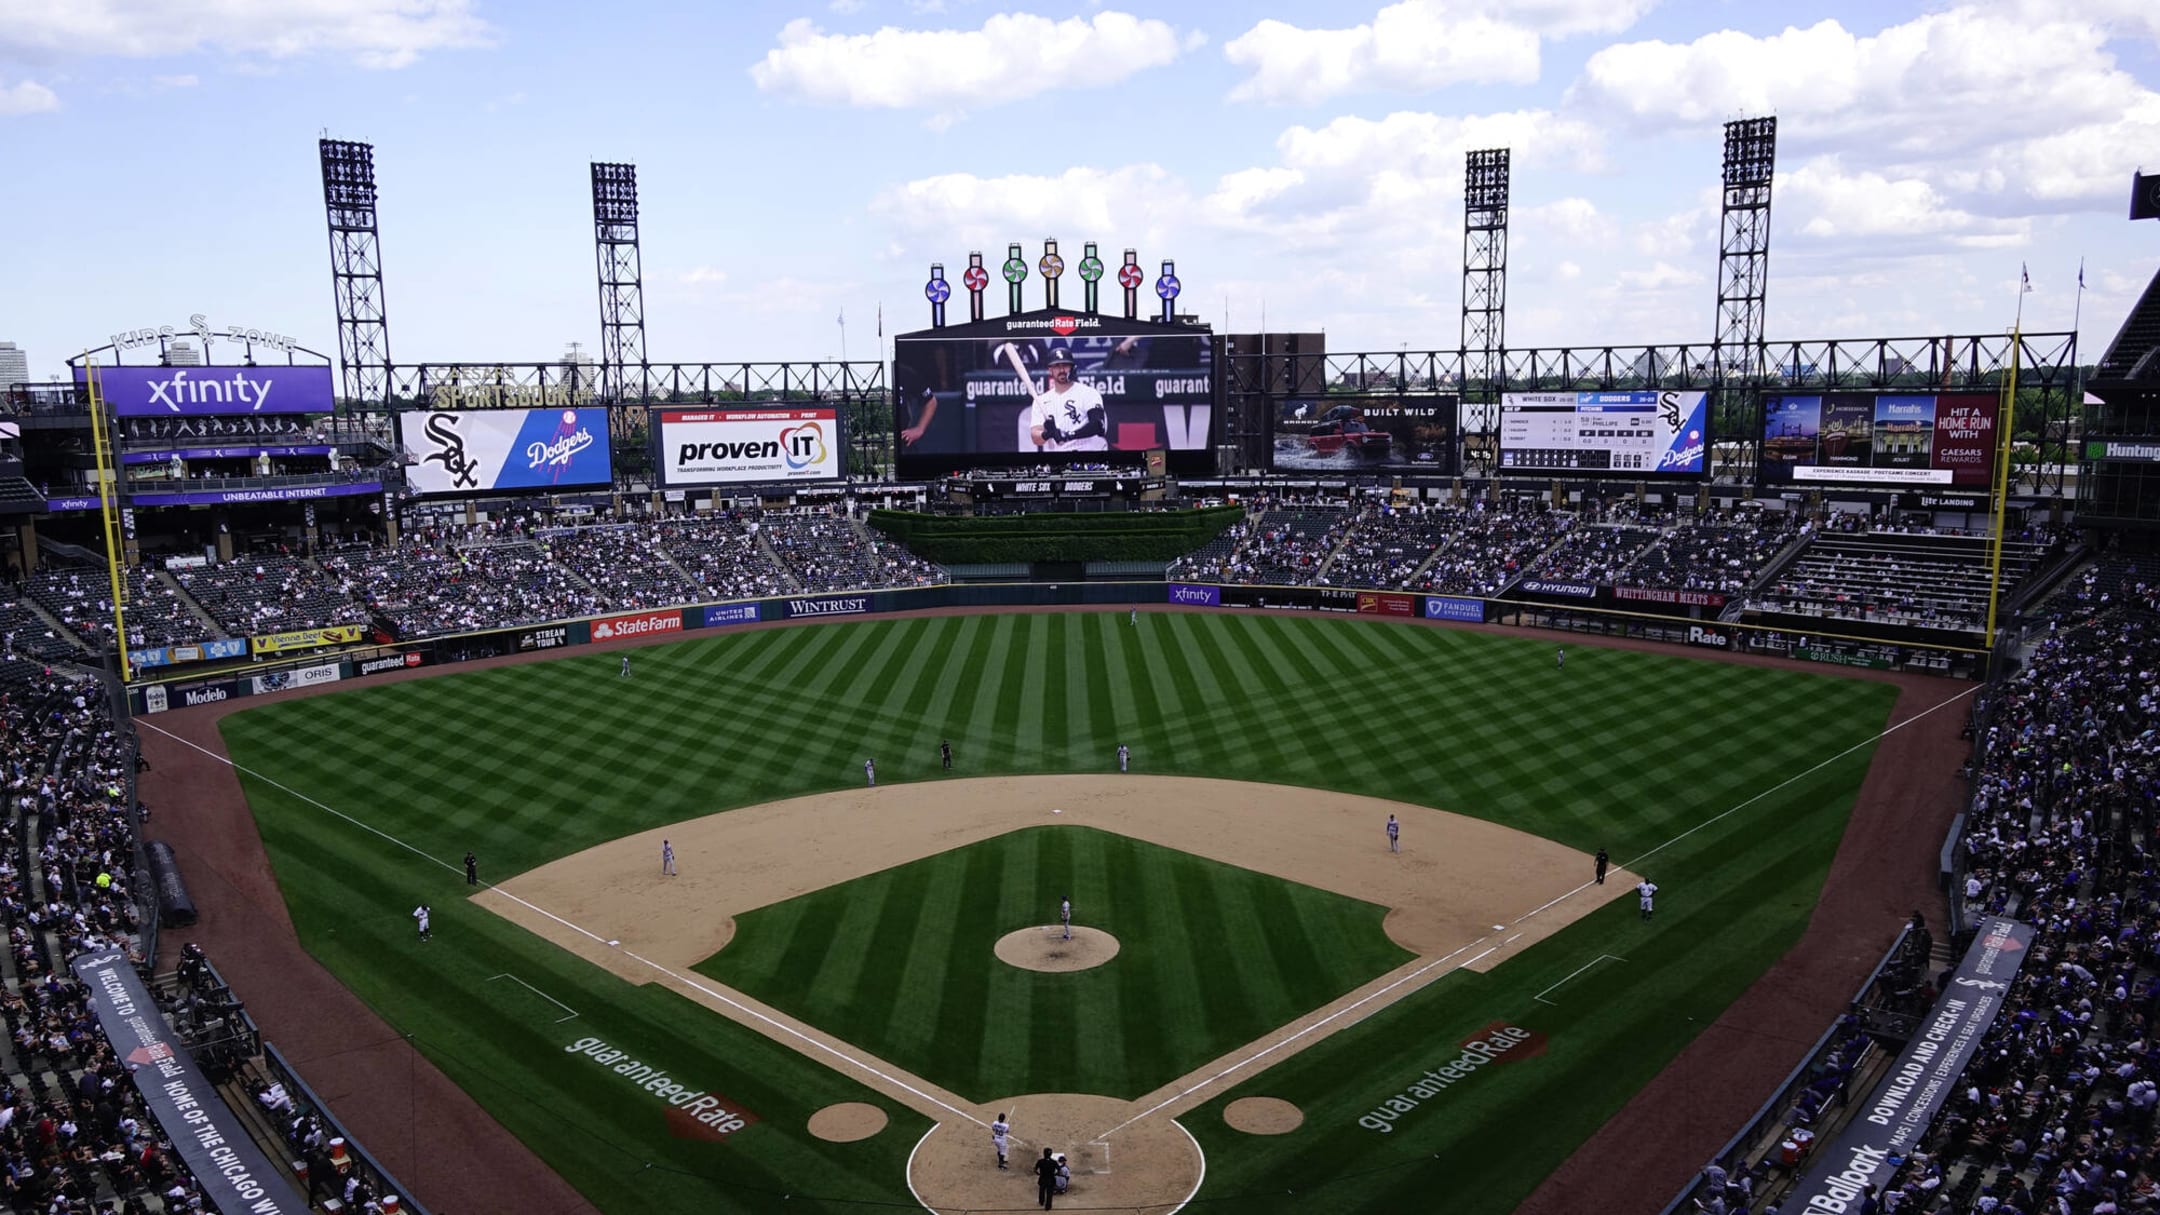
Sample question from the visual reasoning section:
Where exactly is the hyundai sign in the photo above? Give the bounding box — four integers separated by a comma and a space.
398, 407, 614, 495
75, 364, 335, 417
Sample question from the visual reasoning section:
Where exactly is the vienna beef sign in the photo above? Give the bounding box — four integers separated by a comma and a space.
1782, 917, 2034, 1213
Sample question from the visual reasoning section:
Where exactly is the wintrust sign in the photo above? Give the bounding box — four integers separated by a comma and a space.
592, 610, 684, 640
786, 596, 869, 618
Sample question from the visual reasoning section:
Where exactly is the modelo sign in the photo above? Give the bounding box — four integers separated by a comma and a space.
659, 408, 840, 485
592, 610, 684, 640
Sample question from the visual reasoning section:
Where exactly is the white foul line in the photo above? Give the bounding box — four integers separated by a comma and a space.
137, 718, 989, 1133
1094, 682, 1977, 1141
485, 973, 579, 1023
1533, 954, 1627, 1006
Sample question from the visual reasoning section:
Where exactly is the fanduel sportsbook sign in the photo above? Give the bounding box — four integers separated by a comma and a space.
1781, 917, 2034, 1214
76, 365, 335, 417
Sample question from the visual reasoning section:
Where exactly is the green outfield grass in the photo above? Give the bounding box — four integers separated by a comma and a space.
699, 824, 1414, 1099
215, 610, 1906, 1214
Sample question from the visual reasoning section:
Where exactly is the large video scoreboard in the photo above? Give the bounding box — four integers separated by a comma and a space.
1761, 392, 1999, 487
1498, 390, 1707, 475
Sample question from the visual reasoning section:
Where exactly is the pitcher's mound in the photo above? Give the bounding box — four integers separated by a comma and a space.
1224, 1096, 1303, 1134
994, 926, 1120, 972
807, 1102, 887, 1142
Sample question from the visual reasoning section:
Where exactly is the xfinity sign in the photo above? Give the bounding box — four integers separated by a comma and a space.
77, 364, 335, 417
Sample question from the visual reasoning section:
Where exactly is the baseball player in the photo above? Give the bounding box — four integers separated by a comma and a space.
1386, 814, 1400, 853
865, 758, 877, 787
1026, 346, 1108, 452
413, 904, 431, 941
1594, 848, 1610, 885
1060, 896, 1072, 941
621, 654, 632, 678
464, 850, 478, 885
940, 739, 953, 771
1116, 743, 1129, 773
991, 1112, 1011, 1169
1556, 646, 1565, 671
661, 839, 676, 877
1130, 606, 1138, 626
1637, 878, 1658, 920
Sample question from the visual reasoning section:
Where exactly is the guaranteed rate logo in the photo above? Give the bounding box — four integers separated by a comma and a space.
1357, 1022, 1545, 1133
565, 1036, 758, 1141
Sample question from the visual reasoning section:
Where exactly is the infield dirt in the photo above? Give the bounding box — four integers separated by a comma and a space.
480, 774, 1634, 1213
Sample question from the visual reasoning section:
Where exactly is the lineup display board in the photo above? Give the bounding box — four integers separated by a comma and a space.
1498, 390, 1707, 475
1270, 395, 1457, 473
1761, 392, 1998, 487
895, 311, 1212, 477
657, 407, 841, 485
398, 407, 614, 495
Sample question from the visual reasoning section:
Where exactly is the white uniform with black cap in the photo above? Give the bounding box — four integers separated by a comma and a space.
1032, 345, 1109, 452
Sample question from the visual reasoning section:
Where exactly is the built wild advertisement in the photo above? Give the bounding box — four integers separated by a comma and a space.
398, 407, 614, 495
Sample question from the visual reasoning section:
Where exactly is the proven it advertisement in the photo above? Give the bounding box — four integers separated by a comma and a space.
658, 408, 839, 485
398, 407, 614, 495
1761, 393, 1997, 487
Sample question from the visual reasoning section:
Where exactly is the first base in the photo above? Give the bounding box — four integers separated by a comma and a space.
1492, 925, 1506, 932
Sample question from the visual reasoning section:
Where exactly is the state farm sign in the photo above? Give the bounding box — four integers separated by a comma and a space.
592, 610, 683, 641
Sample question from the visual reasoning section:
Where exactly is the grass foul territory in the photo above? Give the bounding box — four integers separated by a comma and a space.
218, 611, 1898, 1215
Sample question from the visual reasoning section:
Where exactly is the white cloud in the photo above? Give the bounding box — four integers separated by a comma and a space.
1518, 197, 1613, 246
1223, 0, 1657, 105
1615, 262, 1703, 291
0, 77, 60, 115
829, 0, 865, 12
152, 74, 199, 88
1781, 157, 2028, 250
1570, 7, 2160, 211
678, 266, 729, 286
749, 12, 1189, 121
873, 165, 1189, 251
0, 0, 491, 69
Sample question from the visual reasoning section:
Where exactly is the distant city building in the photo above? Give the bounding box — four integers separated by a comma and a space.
164, 341, 202, 366
560, 344, 599, 398
0, 342, 26, 392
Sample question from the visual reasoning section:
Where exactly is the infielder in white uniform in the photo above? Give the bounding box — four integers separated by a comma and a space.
1027, 346, 1109, 452
1060, 896, 1073, 940
1637, 879, 1658, 920
991, 1112, 1011, 1169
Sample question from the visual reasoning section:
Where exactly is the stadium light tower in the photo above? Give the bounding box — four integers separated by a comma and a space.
319, 139, 392, 406
1462, 147, 1510, 470
591, 162, 648, 408
1712, 117, 1777, 377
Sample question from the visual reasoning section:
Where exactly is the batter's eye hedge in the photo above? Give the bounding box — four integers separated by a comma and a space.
867, 506, 1242, 564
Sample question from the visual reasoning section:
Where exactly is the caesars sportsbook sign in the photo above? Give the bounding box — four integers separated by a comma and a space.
398, 407, 614, 495
658, 408, 840, 485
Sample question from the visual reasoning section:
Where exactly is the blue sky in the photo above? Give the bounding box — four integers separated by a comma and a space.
3, 0, 2157, 382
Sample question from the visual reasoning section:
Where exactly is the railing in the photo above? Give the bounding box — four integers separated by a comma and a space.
261, 1041, 431, 1215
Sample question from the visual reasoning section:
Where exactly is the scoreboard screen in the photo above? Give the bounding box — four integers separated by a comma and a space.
1498, 390, 1707, 476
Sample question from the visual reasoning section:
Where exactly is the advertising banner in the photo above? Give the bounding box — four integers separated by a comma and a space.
128, 481, 382, 508
76, 364, 335, 418
783, 595, 873, 619
44, 495, 103, 512
1680, 624, 1732, 650
1613, 586, 1728, 608
1356, 591, 1418, 616
591, 609, 685, 641
171, 679, 242, 708
1166, 583, 1223, 608
659, 408, 841, 485
1218, 586, 1359, 613
251, 624, 363, 656
398, 407, 614, 495
2086, 438, 2160, 462
70, 952, 309, 1215
1424, 596, 1485, 622
702, 603, 764, 627
1271, 395, 1457, 474
1762, 393, 1998, 487
122, 445, 335, 464
1781, 918, 2033, 1212
515, 623, 588, 651
356, 651, 427, 677
129, 638, 248, 670
1519, 579, 1599, 599
1498, 391, 1707, 475
250, 662, 343, 695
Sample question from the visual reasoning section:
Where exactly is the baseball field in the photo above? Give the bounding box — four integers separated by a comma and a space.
172, 609, 1917, 1213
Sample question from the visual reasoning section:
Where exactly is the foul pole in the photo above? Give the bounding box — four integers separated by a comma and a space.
84, 361, 132, 683
1982, 329, 2021, 652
